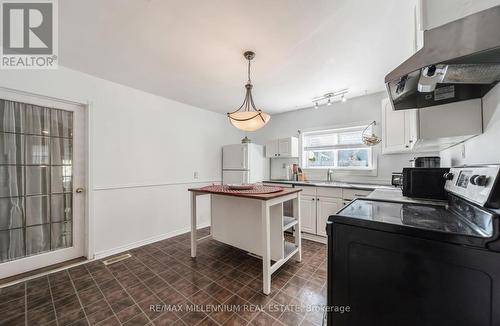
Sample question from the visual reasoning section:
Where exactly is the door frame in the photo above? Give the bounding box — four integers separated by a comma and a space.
0, 87, 94, 279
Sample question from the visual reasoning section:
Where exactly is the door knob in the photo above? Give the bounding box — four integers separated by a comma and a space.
75, 188, 85, 193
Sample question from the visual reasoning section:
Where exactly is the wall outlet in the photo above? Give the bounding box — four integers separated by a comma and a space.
193, 171, 199, 179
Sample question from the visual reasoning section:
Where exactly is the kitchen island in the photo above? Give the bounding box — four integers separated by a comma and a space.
188, 186, 302, 295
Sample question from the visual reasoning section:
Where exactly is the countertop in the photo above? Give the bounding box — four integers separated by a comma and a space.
367, 188, 447, 205
188, 186, 302, 201
263, 180, 394, 191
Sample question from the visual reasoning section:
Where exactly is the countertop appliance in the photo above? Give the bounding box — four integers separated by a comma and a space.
402, 167, 450, 200
385, 5, 500, 110
222, 143, 265, 184
414, 156, 440, 168
391, 172, 403, 187
326, 165, 500, 326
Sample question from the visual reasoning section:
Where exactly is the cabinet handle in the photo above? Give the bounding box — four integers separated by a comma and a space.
409, 140, 413, 143
405, 145, 409, 148
312, 198, 315, 201
316, 198, 320, 201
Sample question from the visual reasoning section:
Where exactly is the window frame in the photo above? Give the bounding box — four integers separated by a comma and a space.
301, 125, 375, 171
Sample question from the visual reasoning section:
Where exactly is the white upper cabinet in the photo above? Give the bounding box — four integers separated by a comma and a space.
382, 98, 418, 154
382, 98, 483, 153
265, 137, 298, 158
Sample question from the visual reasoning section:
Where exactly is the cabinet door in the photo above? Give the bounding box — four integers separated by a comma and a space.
265, 139, 278, 158
316, 197, 342, 236
382, 99, 417, 154
278, 138, 291, 157
300, 195, 316, 234
404, 109, 419, 148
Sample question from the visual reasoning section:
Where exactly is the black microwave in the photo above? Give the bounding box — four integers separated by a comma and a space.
402, 168, 450, 200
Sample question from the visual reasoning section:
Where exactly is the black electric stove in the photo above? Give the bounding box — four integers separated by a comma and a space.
326, 165, 500, 326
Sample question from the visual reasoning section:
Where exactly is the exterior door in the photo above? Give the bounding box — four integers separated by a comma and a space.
0, 89, 86, 278
316, 197, 342, 236
300, 195, 316, 234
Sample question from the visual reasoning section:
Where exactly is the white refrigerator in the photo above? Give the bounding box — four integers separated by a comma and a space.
222, 143, 266, 184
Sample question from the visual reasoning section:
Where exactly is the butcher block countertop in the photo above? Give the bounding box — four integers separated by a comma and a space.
188, 186, 302, 200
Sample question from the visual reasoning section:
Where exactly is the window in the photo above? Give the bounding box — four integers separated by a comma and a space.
302, 126, 373, 170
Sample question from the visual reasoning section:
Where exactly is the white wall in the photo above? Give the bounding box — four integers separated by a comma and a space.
0, 67, 242, 258
253, 92, 421, 184
441, 83, 500, 167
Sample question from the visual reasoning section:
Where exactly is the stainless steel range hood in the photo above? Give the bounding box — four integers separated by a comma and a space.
385, 5, 500, 110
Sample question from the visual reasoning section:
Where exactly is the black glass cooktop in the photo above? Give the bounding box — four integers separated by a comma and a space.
338, 199, 494, 238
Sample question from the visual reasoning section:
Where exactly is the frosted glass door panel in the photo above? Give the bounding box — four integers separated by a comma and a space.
0, 99, 74, 263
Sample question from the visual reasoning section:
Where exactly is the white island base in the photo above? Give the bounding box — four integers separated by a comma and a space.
189, 187, 302, 295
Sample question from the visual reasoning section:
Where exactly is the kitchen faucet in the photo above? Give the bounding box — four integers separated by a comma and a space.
327, 169, 334, 182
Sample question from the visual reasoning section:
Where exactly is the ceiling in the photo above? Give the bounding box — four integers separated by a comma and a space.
60, 0, 417, 114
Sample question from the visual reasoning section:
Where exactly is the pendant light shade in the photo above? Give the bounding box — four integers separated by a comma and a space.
227, 51, 270, 131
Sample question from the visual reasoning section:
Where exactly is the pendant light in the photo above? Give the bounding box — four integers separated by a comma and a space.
227, 51, 270, 131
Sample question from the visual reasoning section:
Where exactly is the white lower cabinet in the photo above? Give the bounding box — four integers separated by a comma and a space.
300, 195, 317, 234
297, 186, 373, 238
316, 197, 343, 236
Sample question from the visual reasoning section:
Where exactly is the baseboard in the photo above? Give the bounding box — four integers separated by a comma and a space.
301, 232, 327, 244
94, 222, 211, 260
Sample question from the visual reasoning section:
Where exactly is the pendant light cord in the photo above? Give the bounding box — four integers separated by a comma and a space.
247, 58, 252, 84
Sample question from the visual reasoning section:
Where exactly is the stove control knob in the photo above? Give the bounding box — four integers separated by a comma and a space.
471, 175, 488, 187
443, 172, 454, 180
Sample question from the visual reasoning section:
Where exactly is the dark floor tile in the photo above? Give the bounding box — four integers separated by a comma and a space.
27, 290, 51, 310
27, 302, 56, 325
70, 319, 90, 326
151, 311, 179, 326
86, 303, 114, 325
108, 292, 135, 313
141, 276, 168, 292
126, 283, 152, 302
50, 281, 76, 299
58, 308, 86, 326
68, 265, 90, 280
77, 286, 105, 307
157, 270, 183, 285
1, 312, 25, 326
223, 314, 248, 326
278, 310, 304, 326
123, 313, 149, 326
96, 316, 121, 326
0, 282, 25, 301
91, 270, 115, 285
136, 295, 163, 319
204, 283, 232, 303
181, 311, 207, 326
116, 304, 143, 324
26, 276, 50, 295
250, 311, 279, 326
73, 275, 96, 292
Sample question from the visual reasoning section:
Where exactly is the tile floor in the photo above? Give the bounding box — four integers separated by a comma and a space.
0, 229, 327, 326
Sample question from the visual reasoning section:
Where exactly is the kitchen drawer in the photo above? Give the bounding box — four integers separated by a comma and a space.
296, 186, 317, 196
342, 189, 372, 200
316, 187, 342, 198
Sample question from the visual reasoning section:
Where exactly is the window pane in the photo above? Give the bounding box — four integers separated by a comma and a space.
338, 149, 370, 168
304, 150, 335, 168
338, 130, 363, 145
304, 133, 337, 147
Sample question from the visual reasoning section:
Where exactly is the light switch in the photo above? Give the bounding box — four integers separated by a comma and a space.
194, 171, 199, 179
